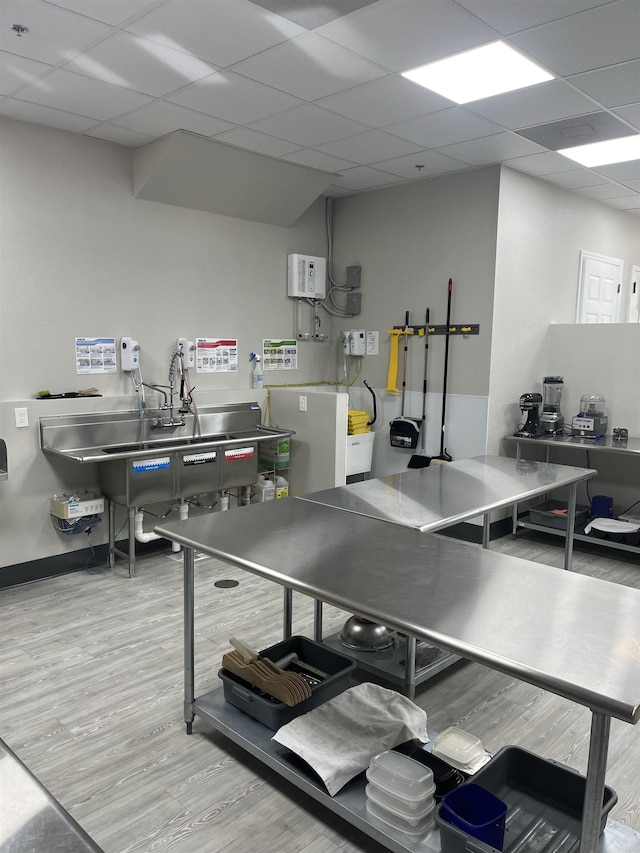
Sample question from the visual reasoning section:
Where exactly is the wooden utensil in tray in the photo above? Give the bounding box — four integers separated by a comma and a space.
222, 638, 312, 707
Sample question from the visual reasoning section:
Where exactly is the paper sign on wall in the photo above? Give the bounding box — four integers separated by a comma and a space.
75, 337, 117, 374
196, 338, 238, 373
263, 339, 298, 370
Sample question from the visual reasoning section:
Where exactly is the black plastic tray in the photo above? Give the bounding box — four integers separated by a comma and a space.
436, 746, 617, 853
529, 499, 590, 530
219, 635, 356, 730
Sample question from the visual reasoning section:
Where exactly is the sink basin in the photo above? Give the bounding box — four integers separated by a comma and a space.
101, 435, 233, 454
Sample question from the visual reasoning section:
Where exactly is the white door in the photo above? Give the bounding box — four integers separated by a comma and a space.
627, 265, 640, 322
576, 251, 623, 323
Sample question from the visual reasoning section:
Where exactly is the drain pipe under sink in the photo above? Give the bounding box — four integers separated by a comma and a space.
135, 501, 189, 550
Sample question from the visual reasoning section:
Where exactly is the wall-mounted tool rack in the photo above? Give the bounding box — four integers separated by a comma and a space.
392, 324, 480, 335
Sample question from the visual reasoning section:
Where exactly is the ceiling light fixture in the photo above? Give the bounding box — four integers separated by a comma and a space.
401, 41, 553, 104
558, 135, 640, 167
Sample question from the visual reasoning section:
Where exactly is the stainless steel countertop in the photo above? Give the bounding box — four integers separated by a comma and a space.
0, 738, 103, 852
156, 499, 640, 724
299, 455, 595, 531
505, 434, 640, 455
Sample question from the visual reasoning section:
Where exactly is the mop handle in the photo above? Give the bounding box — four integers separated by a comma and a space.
440, 279, 452, 456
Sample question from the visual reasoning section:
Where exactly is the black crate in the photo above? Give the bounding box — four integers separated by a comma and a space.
219, 635, 356, 730
436, 746, 617, 853
529, 499, 590, 530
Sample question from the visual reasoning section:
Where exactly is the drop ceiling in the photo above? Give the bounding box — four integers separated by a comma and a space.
1, 0, 639, 217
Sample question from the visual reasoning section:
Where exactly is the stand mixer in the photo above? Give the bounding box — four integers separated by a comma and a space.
514, 392, 543, 438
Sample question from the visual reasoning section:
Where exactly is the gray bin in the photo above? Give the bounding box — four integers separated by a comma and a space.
436, 746, 617, 853
528, 499, 590, 530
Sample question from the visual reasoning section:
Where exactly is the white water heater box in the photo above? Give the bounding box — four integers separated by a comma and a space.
288, 254, 327, 299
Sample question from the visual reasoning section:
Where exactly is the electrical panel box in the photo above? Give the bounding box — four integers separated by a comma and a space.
346, 292, 362, 315
120, 337, 140, 371
343, 329, 366, 356
288, 254, 327, 299
346, 265, 362, 288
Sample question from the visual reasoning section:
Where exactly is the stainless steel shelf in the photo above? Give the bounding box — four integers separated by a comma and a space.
322, 633, 461, 688
517, 517, 640, 557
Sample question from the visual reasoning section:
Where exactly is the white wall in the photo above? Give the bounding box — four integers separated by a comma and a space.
0, 117, 330, 570
489, 167, 640, 456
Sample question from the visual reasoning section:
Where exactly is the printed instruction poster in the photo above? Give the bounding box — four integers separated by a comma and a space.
196, 338, 238, 373
75, 337, 117, 374
263, 339, 298, 370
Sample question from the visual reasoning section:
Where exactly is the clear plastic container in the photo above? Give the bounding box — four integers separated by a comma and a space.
432, 727, 484, 770
366, 796, 434, 837
365, 782, 435, 822
366, 751, 435, 803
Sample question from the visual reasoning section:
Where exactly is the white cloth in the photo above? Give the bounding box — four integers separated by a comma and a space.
272, 682, 428, 796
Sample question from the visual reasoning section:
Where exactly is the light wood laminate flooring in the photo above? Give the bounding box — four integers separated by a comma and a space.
1, 530, 639, 852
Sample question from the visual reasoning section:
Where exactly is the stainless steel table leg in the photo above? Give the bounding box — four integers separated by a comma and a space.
313, 600, 323, 642
564, 483, 578, 571
404, 636, 416, 700
579, 712, 611, 853
108, 501, 116, 568
482, 512, 491, 549
128, 506, 136, 578
283, 588, 293, 640
512, 503, 518, 537
184, 547, 195, 734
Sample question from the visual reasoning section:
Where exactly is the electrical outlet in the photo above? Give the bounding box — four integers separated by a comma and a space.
299, 395, 307, 412
14, 407, 29, 428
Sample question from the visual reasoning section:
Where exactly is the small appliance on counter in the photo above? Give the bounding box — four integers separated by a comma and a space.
571, 394, 608, 438
540, 376, 565, 434
513, 392, 543, 438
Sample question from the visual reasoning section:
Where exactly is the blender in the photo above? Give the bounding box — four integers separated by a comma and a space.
540, 376, 565, 434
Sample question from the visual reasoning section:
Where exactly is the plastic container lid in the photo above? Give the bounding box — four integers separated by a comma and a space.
432, 727, 484, 769
366, 751, 435, 802
366, 796, 434, 837
366, 782, 435, 822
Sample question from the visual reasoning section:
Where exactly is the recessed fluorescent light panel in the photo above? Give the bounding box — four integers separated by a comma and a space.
558, 135, 640, 167
401, 41, 554, 104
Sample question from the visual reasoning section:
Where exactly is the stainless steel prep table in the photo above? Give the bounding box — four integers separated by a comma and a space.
299, 455, 596, 692
504, 436, 640, 559
155, 500, 640, 853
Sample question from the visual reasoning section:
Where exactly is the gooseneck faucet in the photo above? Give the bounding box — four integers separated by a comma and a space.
135, 350, 186, 428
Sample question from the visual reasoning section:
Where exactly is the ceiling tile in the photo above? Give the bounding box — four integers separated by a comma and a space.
17, 68, 152, 120
510, 0, 640, 77
604, 195, 640, 210
468, 80, 599, 130
0, 51, 54, 96
367, 149, 470, 179
574, 182, 637, 200
84, 122, 154, 146
112, 100, 235, 137
0, 97, 97, 131
44, 0, 159, 27
619, 177, 640, 192
437, 132, 545, 165
316, 75, 449, 127
248, 104, 367, 146
542, 169, 609, 189
125, 0, 304, 67
517, 112, 634, 149
65, 31, 218, 97
454, 0, 616, 36
167, 71, 303, 124
333, 164, 405, 191
282, 148, 356, 173
321, 183, 353, 196
247, 0, 380, 29
568, 60, 640, 108
317, 0, 496, 72
231, 32, 387, 100
385, 107, 501, 148
502, 150, 583, 176
212, 126, 301, 157
0, 1, 111, 66
315, 129, 424, 165
613, 104, 640, 131
591, 159, 640, 182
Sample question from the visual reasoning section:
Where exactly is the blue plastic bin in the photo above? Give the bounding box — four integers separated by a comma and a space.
441, 783, 507, 850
